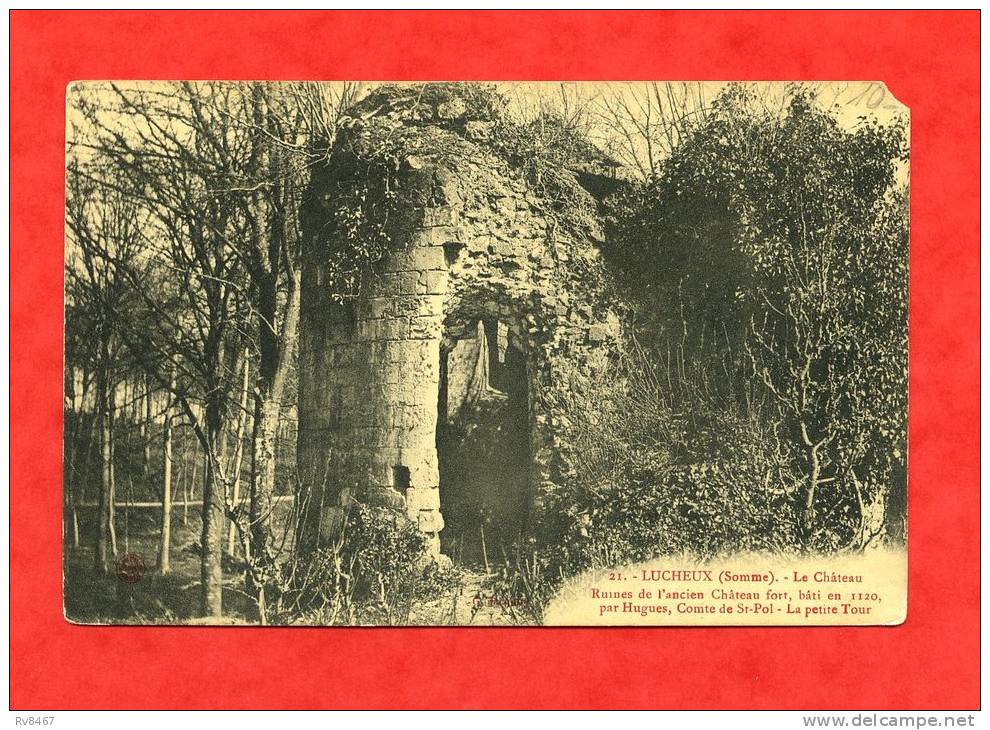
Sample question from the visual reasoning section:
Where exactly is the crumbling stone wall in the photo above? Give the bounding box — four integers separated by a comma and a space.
297, 87, 620, 556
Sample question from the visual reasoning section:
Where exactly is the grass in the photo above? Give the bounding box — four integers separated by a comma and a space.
63, 506, 530, 626
64, 510, 260, 624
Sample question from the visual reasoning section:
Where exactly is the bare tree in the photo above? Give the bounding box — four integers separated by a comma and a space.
67, 80, 362, 618
157, 367, 176, 574
65, 169, 144, 572
69, 82, 253, 615
227, 350, 250, 556
595, 82, 710, 180
195, 81, 360, 619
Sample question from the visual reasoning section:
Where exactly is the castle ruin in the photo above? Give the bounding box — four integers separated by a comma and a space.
297, 86, 620, 559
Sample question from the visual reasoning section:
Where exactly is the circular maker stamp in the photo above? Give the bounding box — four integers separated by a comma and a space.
115, 553, 146, 584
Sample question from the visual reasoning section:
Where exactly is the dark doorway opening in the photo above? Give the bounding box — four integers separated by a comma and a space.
437, 319, 531, 569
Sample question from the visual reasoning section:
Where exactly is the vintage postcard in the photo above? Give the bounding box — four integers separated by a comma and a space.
63, 80, 908, 626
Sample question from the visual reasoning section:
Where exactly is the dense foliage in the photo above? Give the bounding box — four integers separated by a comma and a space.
307, 83, 608, 303
492, 87, 909, 613
598, 86, 908, 553
64, 82, 909, 625
282, 503, 461, 625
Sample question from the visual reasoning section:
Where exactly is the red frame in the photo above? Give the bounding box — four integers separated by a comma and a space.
10, 10, 981, 710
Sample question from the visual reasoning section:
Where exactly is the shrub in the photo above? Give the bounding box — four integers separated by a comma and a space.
343, 503, 434, 624
482, 544, 558, 625
279, 502, 444, 625
602, 85, 908, 550
504, 345, 805, 618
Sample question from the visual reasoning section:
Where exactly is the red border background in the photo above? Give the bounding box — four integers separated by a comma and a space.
10, 10, 981, 710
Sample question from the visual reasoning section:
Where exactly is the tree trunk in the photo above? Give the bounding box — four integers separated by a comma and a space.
851, 472, 888, 550
95, 367, 115, 572
64, 365, 87, 549
799, 419, 823, 545
883, 461, 907, 544
249, 269, 300, 611
158, 377, 175, 574
142, 374, 152, 477
121, 395, 133, 554
228, 352, 251, 555
199, 399, 225, 617
249, 396, 278, 599
182, 456, 199, 526
77, 366, 93, 506
108, 386, 117, 558
64, 363, 76, 544
76, 407, 96, 549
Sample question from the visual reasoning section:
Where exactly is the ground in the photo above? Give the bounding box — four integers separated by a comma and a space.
63, 509, 527, 626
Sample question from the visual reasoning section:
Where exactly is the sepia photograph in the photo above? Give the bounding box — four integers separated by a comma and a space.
63, 80, 909, 627
10, 4, 984, 717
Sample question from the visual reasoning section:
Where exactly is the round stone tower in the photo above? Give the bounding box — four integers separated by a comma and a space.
297, 85, 620, 558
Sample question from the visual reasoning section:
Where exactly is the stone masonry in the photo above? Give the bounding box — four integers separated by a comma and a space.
297, 86, 620, 556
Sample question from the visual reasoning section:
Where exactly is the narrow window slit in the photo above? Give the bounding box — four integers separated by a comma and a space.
442, 241, 465, 266
393, 465, 411, 493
